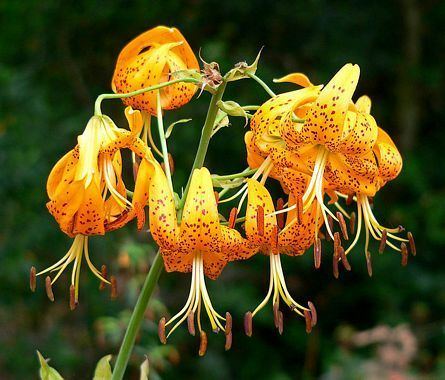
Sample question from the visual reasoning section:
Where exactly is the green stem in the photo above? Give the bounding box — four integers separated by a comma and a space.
111, 252, 163, 380
212, 168, 257, 182
94, 78, 200, 115
246, 72, 276, 97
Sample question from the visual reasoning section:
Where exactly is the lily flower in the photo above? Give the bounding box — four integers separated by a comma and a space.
242, 179, 318, 336
35, 107, 160, 307
112, 26, 199, 115
151, 167, 254, 355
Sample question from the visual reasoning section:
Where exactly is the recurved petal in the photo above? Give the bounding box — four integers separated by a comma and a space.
220, 226, 258, 262
374, 128, 403, 183
124, 106, 143, 136
274, 72, 314, 87
47, 149, 77, 199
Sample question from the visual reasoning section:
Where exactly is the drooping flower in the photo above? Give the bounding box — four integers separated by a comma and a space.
151, 166, 254, 355
35, 107, 161, 307
112, 26, 199, 115
241, 179, 319, 335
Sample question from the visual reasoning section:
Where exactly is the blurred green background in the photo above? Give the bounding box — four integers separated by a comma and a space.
1, 0, 444, 379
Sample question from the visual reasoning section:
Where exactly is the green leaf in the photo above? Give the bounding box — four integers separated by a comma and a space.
225, 48, 263, 82
37, 351, 64, 380
93, 355, 112, 380
211, 110, 230, 137
140, 356, 150, 380
165, 119, 192, 139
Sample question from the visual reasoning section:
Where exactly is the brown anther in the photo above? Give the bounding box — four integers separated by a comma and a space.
225, 331, 233, 351
30, 266, 36, 292
276, 198, 285, 230
407, 232, 416, 256
271, 225, 279, 250
45, 276, 54, 302
326, 215, 334, 241
332, 252, 339, 279
187, 312, 195, 336
158, 317, 167, 344
318, 231, 326, 240
99, 265, 108, 291
244, 311, 253, 337
256, 205, 264, 236
277, 311, 284, 335
378, 230, 387, 254
225, 312, 232, 335
69, 285, 77, 311
132, 161, 139, 182
273, 302, 280, 328
401, 243, 408, 266
214, 191, 220, 204
228, 207, 238, 229
339, 246, 351, 271
366, 251, 373, 277
346, 194, 353, 206
349, 212, 356, 235
110, 276, 118, 299
296, 196, 303, 225
334, 232, 341, 251
336, 212, 349, 240
314, 238, 322, 269
199, 331, 208, 357
167, 153, 175, 174
308, 302, 317, 327
135, 202, 146, 231
304, 310, 312, 333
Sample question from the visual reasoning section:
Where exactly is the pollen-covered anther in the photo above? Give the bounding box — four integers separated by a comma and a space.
135, 202, 146, 231
45, 276, 54, 302
349, 212, 356, 235
158, 317, 167, 344
198, 331, 208, 357
110, 276, 118, 299
225, 312, 232, 336
407, 232, 416, 256
225, 331, 233, 351
339, 246, 351, 271
276, 198, 285, 230
99, 264, 108, 291
304, 310, 312, 333
256, 205, 265, 236
366, 251, 373, 277
244, 311, 253, 337
401, 243, 408, 266
228, 207, 238, 229
69, 285, 77, 311
336, 212, 349, 240
30, 266, 36, 292
308, 301, 317, 327
314, 238, 322, 269
271, 225, 279, 250
187, 311, 196, 336
379, 229, 387, 254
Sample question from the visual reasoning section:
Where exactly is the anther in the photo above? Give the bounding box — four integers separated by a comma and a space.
214, 191, 220, 204
110, 276, 118, 299
30, 266, 36, 292
407, 232, 416, 256
244, 311, 253, 337
336, 212, 349, 240
199, 331, 208, 357
397, 225, 405, 232
401, 243, 408, 266
378, 230, 387, 254
228, 208, 238, 229
135, 202, 146, 231
45, 276, 54, 302
187, 311, 196, 336
308, 302, 317, 327
273, 302, 280, 328
326, 215, 334, 241
167, 153, 175, 174
304, 310, 312, 333
271, 225, 279, 250
332, 252, 339, 279
276, 198, 285, 230
225, 312, 232, 335
339, 246, 351, 271
277, 311, 284, 335
99, 264, 108, 291
225, 331, 233, 351
69, 285, 77, 311
296, 196, 303, 225
346, 194, 353, 206
158, 317, 167, 344
365, 251, 373, 277
349, 212, 356, 235
314, 238, 322, 269
256, 206, 264, 236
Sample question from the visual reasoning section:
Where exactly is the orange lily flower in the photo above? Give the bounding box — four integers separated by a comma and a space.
151, 167, 254, 354
242, 179, 319, 335
36, 107, 161, 306
112, 26, 199, 115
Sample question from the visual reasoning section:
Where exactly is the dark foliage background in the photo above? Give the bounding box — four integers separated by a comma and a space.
1, 0, 444, 379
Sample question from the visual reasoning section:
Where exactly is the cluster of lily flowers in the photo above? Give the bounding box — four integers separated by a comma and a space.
31, 26, 416, 356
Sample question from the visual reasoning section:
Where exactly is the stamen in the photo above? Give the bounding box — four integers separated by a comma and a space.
158, 317, 167, 344
407, 232, 416, 256
225, 331, 232, 351
225, 312, 232, 335
228, 207, 238, 229
69, 285, 77, 310
135, 202, 146, 231
30, 266, 36, 292
244, 311, 253, 337
349, 212, 356, 235
332, 251, 339, 279
336, 212, 349, 240
99, 264, 108, 291
314, 238, 322, 269
379, 229, 387, 254
187, 312, 196, 336
304, 310, 312, 333
365, 251, 373, 277
276, 198, 285, 230
401, 243, 408, 266
334, 232, 341, 254
339, 246, 351, 271
273, 302, 280, 328
45, 276, 54, 302
271, 225, 279, 251
326, 215, 334, 241
308, 302, 317, 327
257, 205, 265, 236
198, 331, 208, 356
110, 276, 118, 299
277, 311, 284, 335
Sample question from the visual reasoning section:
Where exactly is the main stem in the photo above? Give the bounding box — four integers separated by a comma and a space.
111, 252, 163, 380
